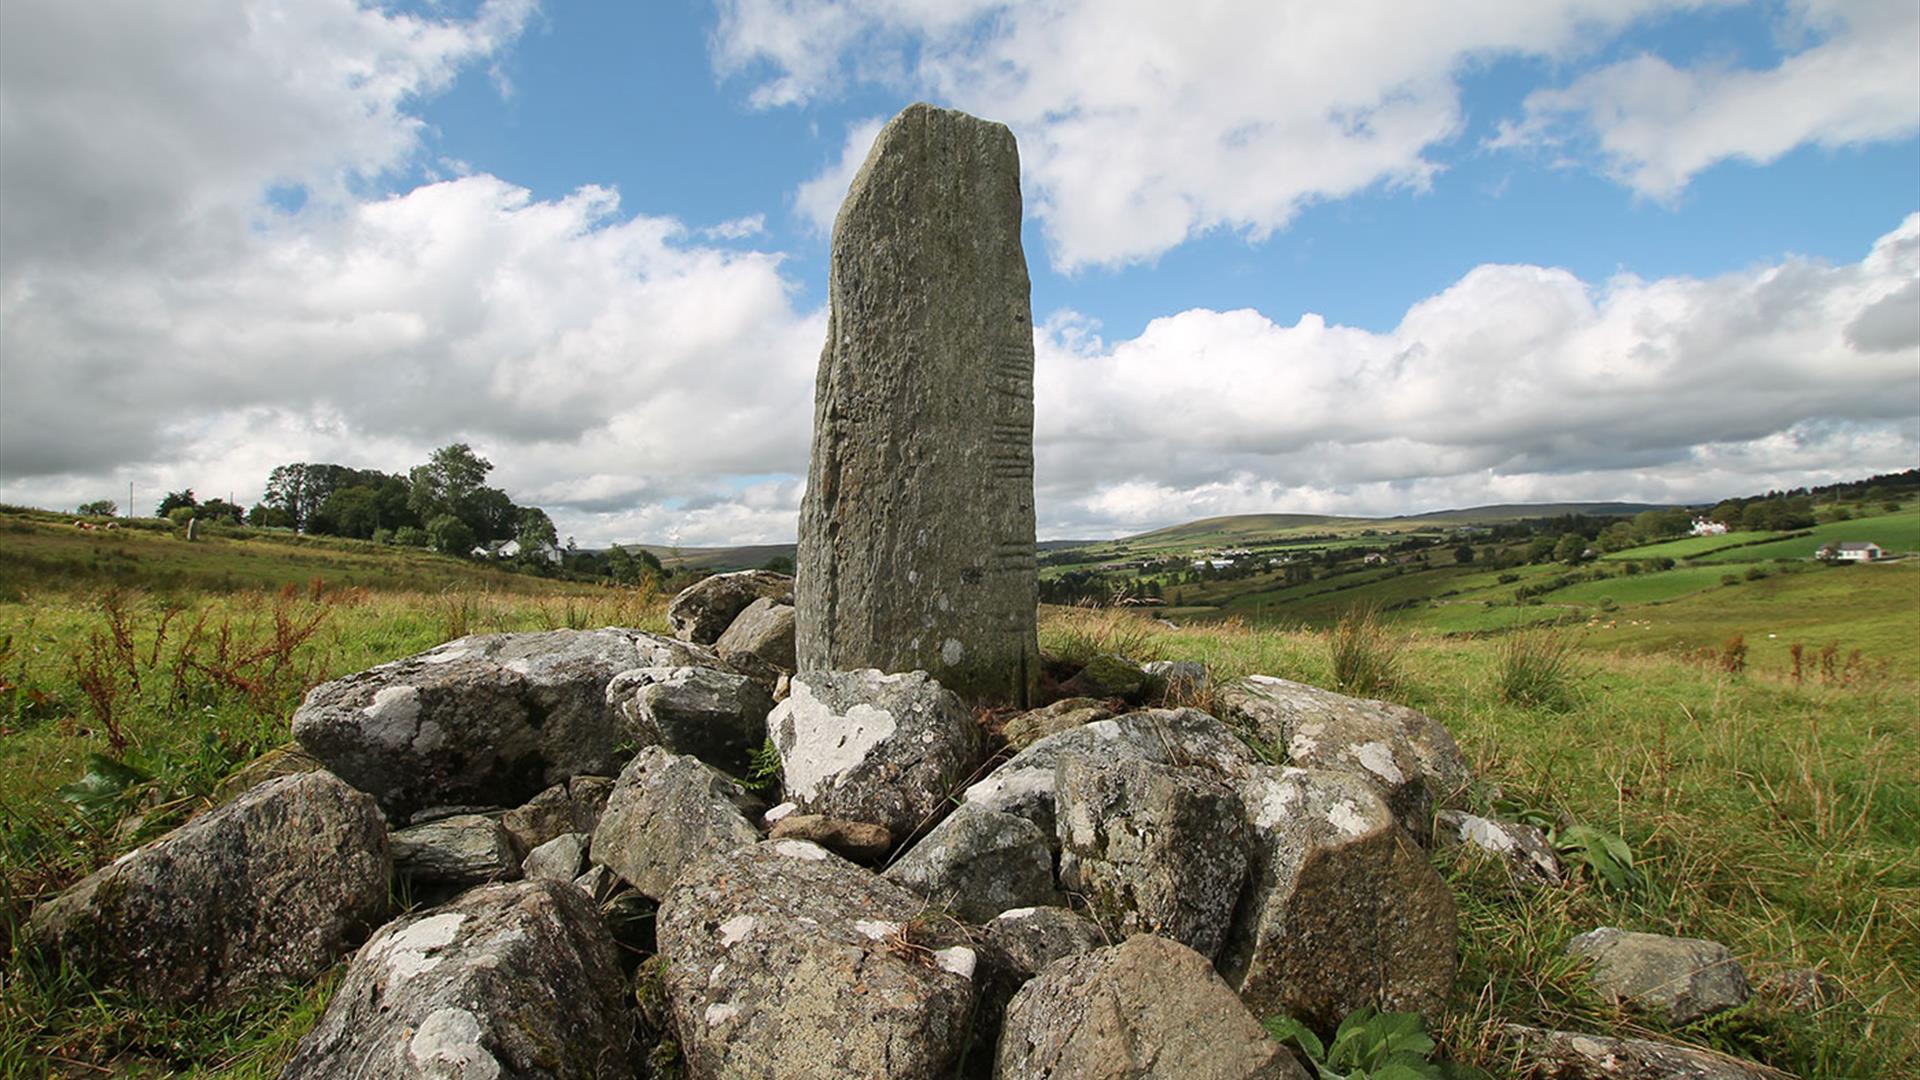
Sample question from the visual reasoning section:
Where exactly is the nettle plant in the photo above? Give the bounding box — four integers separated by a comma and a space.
1263, 1007, 1489, 1080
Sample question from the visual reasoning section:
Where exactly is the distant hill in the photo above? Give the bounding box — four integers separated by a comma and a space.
635, 537, 1097, 572
1388, 501, 1676, 525
1121, 513, 1361, 545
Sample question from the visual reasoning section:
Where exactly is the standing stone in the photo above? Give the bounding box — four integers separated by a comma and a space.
796, 102, 1040, 705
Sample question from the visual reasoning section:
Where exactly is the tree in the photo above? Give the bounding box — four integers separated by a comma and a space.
312, 486, 384, 538
513, 507, 559, 561
247, 503, 294, 529
1553, 533, 1585, 564
409, 444, 493, 525
426, 514, 477, 557
1452, 544, 1475, 564
197, 498, 244, 525
1596, 520, 1636, 553
156, 489, 197, 517
77, 500, 116, 517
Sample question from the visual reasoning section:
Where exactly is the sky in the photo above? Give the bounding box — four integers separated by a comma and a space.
1, 0, 1916, 546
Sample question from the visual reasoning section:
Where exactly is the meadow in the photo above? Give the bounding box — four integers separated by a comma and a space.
0, 510, 1913, 1076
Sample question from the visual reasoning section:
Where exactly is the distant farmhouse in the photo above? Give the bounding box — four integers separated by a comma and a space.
1817, 542, 1883, 562
1690, 517, 1729, 536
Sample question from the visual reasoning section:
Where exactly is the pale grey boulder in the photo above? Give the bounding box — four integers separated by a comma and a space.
281, 879, 633, 1079
667, 569, 794, 644
1435, 809, 1564, 887
292, 628, 665, 821
499, 775, 614, 858
770, 669, 985, 840
27, 772, 387, 1005
1055, 757, 1248, 960
523, 832, 589, 883
795, 102, 1041, 706
657, 839, 978, 1080
1505, 1024, 1792, 1079
1000, 697, 1114, 750
995, 934, 1305, 1080
1220, 766, 1457, 1031
1216, 675, 1472, 838
607, 664, 773, 775
964, 707, 1257, 843
1569, 927, 1751, 1025
884, 802, 1056, 922
591, 746, 763, 899
715, 597, 797, 683
390, 813, 519, 891
766, 813, 894, 863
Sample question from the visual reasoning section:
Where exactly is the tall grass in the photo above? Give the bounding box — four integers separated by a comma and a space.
1495, 630, 1582, 709
1328, 604, 1402, 696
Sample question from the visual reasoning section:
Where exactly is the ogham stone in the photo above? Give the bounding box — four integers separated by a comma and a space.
795, 102, 1040, 705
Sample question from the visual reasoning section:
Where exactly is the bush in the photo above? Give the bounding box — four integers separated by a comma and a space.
1328, 605, 1400, 696
1720, 573, 1740, 587
166, 507, 196, 527
371, 528, 395, 546
1496, 630, 1580, 709
393, 526, 429, 548
425, 514, 476, 557
1744, 564, 1769, 581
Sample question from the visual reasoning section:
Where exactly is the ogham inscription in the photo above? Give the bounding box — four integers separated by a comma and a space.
795, 103, 1041, 704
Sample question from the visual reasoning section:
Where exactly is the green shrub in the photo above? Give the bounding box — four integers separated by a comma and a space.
1495, 630, 1580, 709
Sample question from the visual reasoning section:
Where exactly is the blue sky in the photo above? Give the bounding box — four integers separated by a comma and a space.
2, 0, 1916, 544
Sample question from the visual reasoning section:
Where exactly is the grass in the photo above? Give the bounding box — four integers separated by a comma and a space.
1495, 631, 1581, 710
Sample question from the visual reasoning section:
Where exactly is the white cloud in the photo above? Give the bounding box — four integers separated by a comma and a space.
703, 213, 769, 240
1493, 0, 1920, 199
740, 0, 1706, 269
794, 117, 884, 235
1030, 214, 1920, 536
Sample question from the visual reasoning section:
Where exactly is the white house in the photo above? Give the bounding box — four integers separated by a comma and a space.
1823, 542, 1883, 563
1690, 517, 1729, 536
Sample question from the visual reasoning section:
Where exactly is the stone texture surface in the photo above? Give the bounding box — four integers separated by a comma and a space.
769, 669, 985, 840
995, 934, 1304, 1080
767, 813, 893, 863
1000, 697, 1114, 750
1568, 927, 1751, 1025
1061, 654, 1152, 704
499, 775, 613, 859
1505, 1025, 1793, 1079
390, 813, 519, 891
1436, 808, 1564, 887
1217, 675, 1473, 838
667, 569, 795, 645
964, 707, 1257, 841
27, 772, 387, 1004
715, 597, 798, 683
1055, 757, 1248, 960
657, 840, 977, 1080
795, 102, 1040, 705
1220, 766, 1457, 1031
292, 628, 663, 821
522, 831, 589, 882
282, 880, 634, 1079
977, 906, 1110, 977
884, 802, 1057, 922
591, 746, 763, 899
607, 664, 774, 775
1143, 659, 1210, 703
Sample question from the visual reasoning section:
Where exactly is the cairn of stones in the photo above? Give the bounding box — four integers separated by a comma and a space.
796, 102, 1041, 707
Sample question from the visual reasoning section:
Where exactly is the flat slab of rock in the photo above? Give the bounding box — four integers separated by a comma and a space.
27, 772, 387, 1005
292, 628, 669, 821
591, 746, 763, 899
1217, 675, 1472, 838
657, 839, 977, 1080
390, 813, 519, 891
767, 813, 893, 863
668, 569, 794, 644
1001, 697, 1114, 750
283, 879, 634, 1079
770, 669, 984, 840
964, 707, 1257, 841
1056, 757, 1248, 960
1220, 766, 1457, 1031
607, 664, 774, 775
1568, 927, 1750, 1025
996, 934, 1305, 1080
884, 802, 1056, 922
1436, 809, 1564, 887
1505, 1024, 1794, 1079
795, 102, 1040, 706
523, 832, 589, 883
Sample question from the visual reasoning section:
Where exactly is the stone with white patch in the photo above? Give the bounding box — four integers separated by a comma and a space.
590, 746, 763, 900
294, 628, 674, 821
769, 669, 984, 840
1435, 809, 1564, 887
1218, 766, 1457, 1032
283, 880, 632, 1079
1215, 675, 1473, 841
657, 841, 976, 1080
605, 663, 774, 775
884, 802, 1057, 922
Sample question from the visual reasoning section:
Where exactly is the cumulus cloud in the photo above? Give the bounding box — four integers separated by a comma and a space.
1492, 0, 1920, 199
794, 116, 884, 235
1030, 214, 1920, 536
